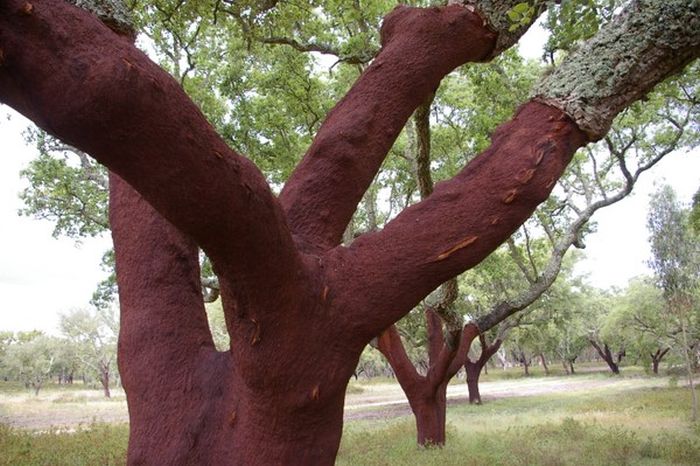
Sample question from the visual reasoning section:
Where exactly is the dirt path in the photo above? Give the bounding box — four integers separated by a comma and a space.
342, 374, 670, 421
0, 374, 669, 430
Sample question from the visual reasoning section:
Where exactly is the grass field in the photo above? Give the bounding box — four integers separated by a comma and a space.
0, 371, 698, 465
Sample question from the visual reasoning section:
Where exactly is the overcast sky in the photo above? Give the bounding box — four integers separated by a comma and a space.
0, 23, 698, 334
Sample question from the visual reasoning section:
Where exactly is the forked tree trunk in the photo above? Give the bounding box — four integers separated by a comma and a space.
651, 348, 670, 375
465, 334, 503, 405
1, 0, 697, 463
589, 340, 621, 375
376, 315, 479, 446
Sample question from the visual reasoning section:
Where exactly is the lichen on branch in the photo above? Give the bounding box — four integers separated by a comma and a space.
532, 0, 700, 140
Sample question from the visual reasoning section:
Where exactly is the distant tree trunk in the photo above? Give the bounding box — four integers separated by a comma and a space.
514, 350, 531, 375
569, 359, 576, 375
99, 362, 111, 398
589, 340, 621, 374
539, 353, 549, 375
680, 318, 698, 422
465, 334, 503, 405
562, 360, 570, 374
650, 348, 670, 375
376, 314, 479, 446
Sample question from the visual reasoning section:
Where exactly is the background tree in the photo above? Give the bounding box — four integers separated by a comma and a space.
3, 334, 60, 395
607, 278, 674, 374
647, 184, 700, 421
59, 307, 118, 397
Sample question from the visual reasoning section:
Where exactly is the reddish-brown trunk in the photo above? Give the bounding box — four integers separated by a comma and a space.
465, 361, 483, 405
464, 335, 502, 405
412, 384, 448, 446
4, 0, 692, 463
589, 340, 621, 375
376, 319, 479, 446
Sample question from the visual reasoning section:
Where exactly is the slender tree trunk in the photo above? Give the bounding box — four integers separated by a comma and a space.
465, 335, 502, 405
100, 363, 111, 398
376, 318, 478, 446
569, 360, 576, 375
465, 361, 483, 404
562, 360, 570, 375
650, 348, 670, 375
589, 340, 620, 374
680, 319, 698, 422
539, 353, 549, 375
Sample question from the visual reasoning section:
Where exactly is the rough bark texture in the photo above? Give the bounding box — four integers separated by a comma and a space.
533, 0, 700, 139
0, 0, 697, 463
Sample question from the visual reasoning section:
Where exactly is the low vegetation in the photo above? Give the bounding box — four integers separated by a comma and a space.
1, 373, 697, 466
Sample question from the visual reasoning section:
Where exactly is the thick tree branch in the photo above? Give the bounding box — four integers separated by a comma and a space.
110, 173, 217, 388
533, 0, 700, 140
279, 4, 500, 252
375, 325, 422, 391
335, 101, 586, 340
0, 0, 302, 302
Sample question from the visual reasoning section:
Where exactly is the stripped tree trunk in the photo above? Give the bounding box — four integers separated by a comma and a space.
1, 0, 697, 463
465, 334, 503, 405
376, 312, 479, 446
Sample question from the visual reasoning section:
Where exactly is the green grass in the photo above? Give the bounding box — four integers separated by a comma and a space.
0, 378, 697, 465
337, 385, 700, 465
0, 423, 129, 466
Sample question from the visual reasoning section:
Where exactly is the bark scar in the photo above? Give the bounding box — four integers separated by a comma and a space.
502, 189, 518, 204
21, 2, 34, 15
249, 318, 261, 345
434, 235, 478, 261
310, 384, 320, 401
228, 410, 237, 427
515, 168, 535, 185
321, 285, 329, 302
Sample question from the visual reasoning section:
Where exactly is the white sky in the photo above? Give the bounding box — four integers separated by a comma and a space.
0, 21, 698, 334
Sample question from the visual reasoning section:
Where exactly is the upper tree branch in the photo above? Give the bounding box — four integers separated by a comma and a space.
279, 4, 502, 252
260, 36, 375, 65
336, 0, 699, 341
334, 102, 586, 341
0, 0, 302, 302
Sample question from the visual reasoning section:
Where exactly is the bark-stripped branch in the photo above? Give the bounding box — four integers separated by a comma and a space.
279, 4, 502, 252
0, 0, 302, 305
